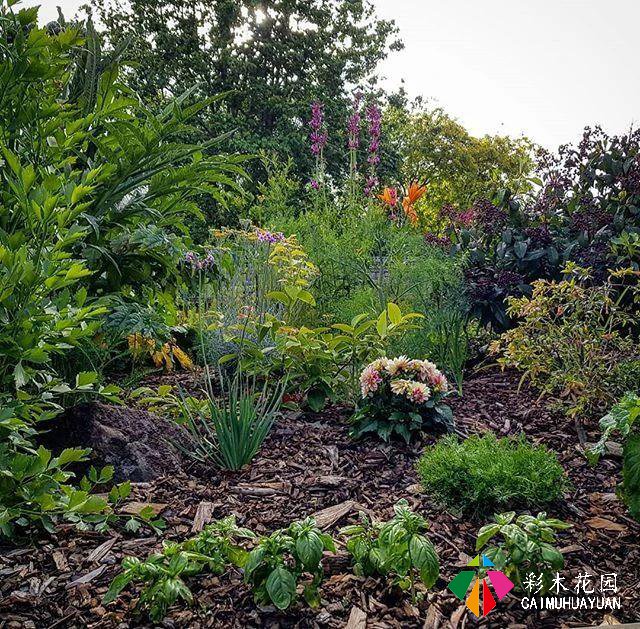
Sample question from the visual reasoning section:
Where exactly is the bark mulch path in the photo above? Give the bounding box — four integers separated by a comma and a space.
1, 369, 638, 628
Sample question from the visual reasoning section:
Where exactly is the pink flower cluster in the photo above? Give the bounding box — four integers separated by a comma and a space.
359, 356, 449, 402
184, 250, 216, 272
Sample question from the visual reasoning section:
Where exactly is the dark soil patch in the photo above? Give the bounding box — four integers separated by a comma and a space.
1, 369, 638, 628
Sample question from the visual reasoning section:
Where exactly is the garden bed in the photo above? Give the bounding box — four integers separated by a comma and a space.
1, 369, 637, 628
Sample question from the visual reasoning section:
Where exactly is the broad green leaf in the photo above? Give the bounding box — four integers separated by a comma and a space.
296, 531, 323, 568
387, 302, 401, 325
265, 566, 296, 609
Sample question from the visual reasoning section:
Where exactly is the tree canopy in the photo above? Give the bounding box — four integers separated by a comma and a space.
93, 0, 403, 181
384, 103, 535, 214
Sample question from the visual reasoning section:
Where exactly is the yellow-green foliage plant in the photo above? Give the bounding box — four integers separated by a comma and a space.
491, 264, 640, 422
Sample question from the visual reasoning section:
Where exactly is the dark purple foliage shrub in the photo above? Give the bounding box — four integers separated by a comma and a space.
444, 126, 640, 330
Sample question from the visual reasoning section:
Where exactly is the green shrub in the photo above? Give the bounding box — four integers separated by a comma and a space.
492, 265, 640, 419
476, 511, 572, 593
416, 433, 567, 515
229, 301, 423, 411
340, 500, 439, 602
271, 204, 471, 384
0, 3, 245, 541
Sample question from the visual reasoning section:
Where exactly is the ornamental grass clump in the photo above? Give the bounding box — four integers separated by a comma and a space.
174, 370, 284, 470
416, 433, 567, 516
350, 356, 453, 442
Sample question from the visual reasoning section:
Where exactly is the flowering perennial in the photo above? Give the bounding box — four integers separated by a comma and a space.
184, 250, 216, 272
360, 356, 448, 399
255, 228, 286, 244
347, 92, 362, 151
309, 101, 328, 191
309, 101, 327, 156
352, 356, 453, 442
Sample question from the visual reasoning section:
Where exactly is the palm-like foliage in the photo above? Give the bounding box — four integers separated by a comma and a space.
1, 5, 249, 295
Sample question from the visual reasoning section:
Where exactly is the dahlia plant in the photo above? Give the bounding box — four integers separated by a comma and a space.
350, 356, 454, 442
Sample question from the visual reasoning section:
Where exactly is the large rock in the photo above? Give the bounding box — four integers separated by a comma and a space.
41, 402, 193, 482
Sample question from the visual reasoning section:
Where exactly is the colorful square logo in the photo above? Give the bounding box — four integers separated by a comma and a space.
448, 554, 514, 617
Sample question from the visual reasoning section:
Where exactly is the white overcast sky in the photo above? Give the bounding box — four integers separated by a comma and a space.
28, 0, 640, 149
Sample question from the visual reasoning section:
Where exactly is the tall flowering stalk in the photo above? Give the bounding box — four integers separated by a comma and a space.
309, 101, 328, 191
347, 92, 362, 204
364, 103, 382, 197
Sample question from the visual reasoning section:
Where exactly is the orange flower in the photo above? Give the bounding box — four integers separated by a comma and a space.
403, 181, 427, 207
402, 181, 426, 226
378, 187, 398, 207
404, 205, 419, 225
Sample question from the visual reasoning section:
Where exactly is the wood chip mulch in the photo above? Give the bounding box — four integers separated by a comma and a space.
1, 369, 638, 628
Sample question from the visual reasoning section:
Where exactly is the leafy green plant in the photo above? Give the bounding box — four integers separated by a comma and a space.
492, 265, 640, 420
229, 301, 422, 411
243, 517, 335, 609
622, 433, 640, 521
351, 356, 453, 442
0, 2, 243, 544
340, 500, 439, 602
104, 516, 254, 621
0, 397, 161, 540
589, 393, 640, 520
276, 303, 423, 411
589, 392, 640, 463
416, 433, 567, 515
611, 231, 640, 271
422, 307, 470, 394
130, 384, 207, 420
174, 370, 284, 470
476, 511, 572, 593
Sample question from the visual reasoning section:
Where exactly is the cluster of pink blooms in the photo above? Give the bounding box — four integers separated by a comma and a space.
359, 356, 449, 402
183, 250, 216, 272
255, 228, 286, 244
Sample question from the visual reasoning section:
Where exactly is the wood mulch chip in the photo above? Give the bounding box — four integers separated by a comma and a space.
1, 369, 638, 628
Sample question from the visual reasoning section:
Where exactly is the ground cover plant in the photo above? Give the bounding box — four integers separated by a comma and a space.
2, 1, 640, 627
416, 433, 568, 515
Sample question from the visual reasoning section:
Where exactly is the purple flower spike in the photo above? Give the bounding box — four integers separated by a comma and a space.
347, 92, 362, 150
309, 101, 327, 157
364, 175, 379, 197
